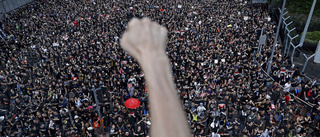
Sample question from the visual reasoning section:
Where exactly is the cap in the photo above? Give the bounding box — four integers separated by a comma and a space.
200, 103, 203, 105
74, 115, 79, 119
185, 100, 188, 103
87, 106, 93, 110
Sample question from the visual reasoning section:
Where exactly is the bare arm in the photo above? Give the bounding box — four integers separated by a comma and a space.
120, 18, 191, 137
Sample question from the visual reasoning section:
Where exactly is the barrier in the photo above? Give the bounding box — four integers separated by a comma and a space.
253, 56, 315, 108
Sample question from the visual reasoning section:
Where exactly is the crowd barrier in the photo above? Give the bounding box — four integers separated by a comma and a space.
253, 55, 315, 108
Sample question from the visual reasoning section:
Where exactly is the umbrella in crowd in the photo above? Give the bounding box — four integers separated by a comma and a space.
124, 98, 141, 109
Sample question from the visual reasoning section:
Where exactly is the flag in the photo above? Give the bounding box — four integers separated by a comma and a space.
71, 77, 77, 81
200, 93, 205, 97
210, 84, 214, 88
63, 35, 69, 40
192, 46, 197, 49
259, 19, 263, 23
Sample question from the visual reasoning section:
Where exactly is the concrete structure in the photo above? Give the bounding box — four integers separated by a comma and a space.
0, 0, 33, 19
314, 40, 320, 63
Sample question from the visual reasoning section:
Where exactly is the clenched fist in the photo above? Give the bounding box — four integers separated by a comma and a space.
120, 18, 168, 62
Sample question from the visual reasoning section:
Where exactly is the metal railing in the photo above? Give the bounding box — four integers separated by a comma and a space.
253, 58, 314, 108
275, 7, 318, 84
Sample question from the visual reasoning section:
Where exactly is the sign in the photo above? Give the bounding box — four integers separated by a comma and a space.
314, 40, 320, 63
63, 35, 68, 40
244, 16, 248, 21
258, 35, 267, 45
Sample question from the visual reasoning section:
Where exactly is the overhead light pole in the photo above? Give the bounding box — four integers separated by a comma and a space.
298, 0, 317, 48
267, 0, 286, 74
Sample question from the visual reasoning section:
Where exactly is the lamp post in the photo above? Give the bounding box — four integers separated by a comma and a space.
290, 0, 317, 64
298, 0, 317, 49
257, 27, 264, 56
267, 0, 286, 74
91, 85, 105, 136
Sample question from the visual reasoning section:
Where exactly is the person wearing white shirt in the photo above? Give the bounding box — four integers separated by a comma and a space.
128, 75, 136, 84
283, 81, 291, 92
197, 103, 206, 115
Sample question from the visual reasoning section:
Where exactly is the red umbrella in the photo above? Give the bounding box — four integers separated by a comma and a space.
73, 21, 78, 26
124, 98, 140, 109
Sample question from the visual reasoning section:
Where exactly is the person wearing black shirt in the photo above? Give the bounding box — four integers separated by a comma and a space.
116, 117, 124, 131
110, 124, 119, 137
275, 128, 285, 137
74, 115, 83, 133
194, 125, 204, 136
122, 131, 131, 137
133, 126, 145, 137
240, 93, 249, 105
39, 123, 48, 135
30, 125, 40, 137
124, 123, 133, 136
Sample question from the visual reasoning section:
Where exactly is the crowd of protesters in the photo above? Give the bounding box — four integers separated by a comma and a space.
0, 0, 319, 136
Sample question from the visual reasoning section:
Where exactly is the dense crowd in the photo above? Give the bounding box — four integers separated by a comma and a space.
0, 0, 319, 137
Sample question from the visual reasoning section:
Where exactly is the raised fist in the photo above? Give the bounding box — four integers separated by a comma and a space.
120, 18, 168, 62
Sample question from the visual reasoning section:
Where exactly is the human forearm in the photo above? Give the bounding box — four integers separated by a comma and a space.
120, 17, 191, 137
141, 53, 190, 137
